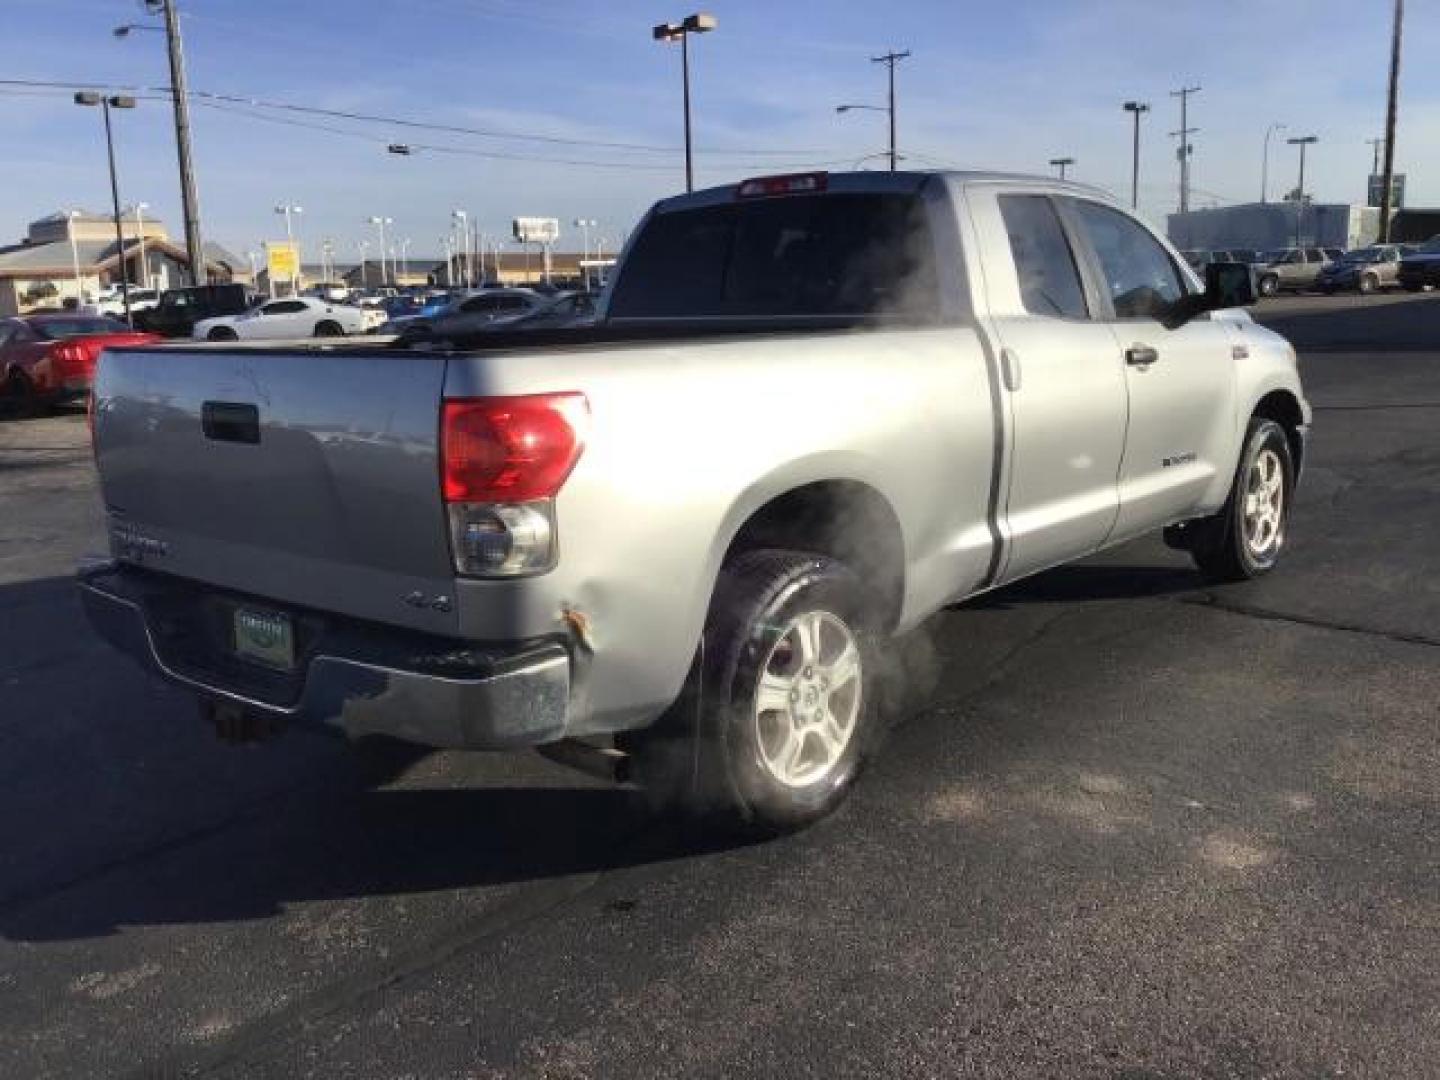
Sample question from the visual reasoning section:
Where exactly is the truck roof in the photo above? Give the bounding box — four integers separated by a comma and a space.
653, 169, 1116, 213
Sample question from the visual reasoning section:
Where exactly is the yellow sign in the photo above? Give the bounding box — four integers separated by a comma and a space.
266, 242, 299, 280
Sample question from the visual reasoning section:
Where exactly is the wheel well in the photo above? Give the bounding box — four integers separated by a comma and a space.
1253, 390, 1305, 471
723, 481, 906, 632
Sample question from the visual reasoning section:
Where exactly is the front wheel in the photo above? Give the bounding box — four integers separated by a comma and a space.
627, 550, 881, 834
1258, 275, 1280, 297
1358, 274, 1378, 295
1178, 418, 1295, 582
314, 320, 344, 337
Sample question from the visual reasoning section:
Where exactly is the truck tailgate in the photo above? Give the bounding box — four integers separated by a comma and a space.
93, 347, 459, 635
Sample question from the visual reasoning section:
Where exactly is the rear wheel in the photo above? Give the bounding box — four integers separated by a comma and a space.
1258, 275, 1280, 297
1358, 273, 1379, 295
206, 326, 238, 342
1173, 418, 1295, 582
627, 550, 881, 834
4, 370, 39, 417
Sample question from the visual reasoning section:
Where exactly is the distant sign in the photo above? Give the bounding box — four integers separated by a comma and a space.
513, 217, 560, 244
1367, 174, 1405, 208
266, 242, 299, 280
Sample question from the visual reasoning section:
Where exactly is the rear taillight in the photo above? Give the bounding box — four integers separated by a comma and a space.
51, 342, 89, 377
441, 394, 588, 577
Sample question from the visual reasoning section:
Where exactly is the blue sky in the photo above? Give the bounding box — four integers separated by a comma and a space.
3, 0, 1435, 262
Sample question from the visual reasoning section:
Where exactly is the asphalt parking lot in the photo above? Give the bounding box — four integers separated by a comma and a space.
1, 293, 1436, 1078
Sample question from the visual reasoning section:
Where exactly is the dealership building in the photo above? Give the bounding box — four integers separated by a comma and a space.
1167, 202, 1382, 253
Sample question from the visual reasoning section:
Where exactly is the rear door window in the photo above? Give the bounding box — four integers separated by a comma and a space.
608, 192, 939, 321
998, 195, 1089, 319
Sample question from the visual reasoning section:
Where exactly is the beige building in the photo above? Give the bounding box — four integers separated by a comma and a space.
0, 211, 242, 316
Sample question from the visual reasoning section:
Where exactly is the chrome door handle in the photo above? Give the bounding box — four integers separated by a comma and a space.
1126, 344, 1159, 367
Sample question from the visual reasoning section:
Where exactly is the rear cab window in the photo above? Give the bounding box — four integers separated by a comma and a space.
998, 195, 1089, 319
608, 191, 940, 323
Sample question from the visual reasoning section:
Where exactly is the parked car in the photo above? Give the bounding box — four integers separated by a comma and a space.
82, 169, 1308, 833
1315, 245, 1406, 294
133, 284, 254, 338
94, 286, 161, 319
1398, 235, 1440, 292
1179, 249, 1245, 271
430, 291, 598, 339
304, 282, 352, 303
392, 288, 546, 343
0, 313, 158, 412
193, 297, 382, 341
1255, 247, 1331, 296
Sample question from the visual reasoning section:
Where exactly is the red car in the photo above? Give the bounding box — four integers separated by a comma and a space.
0, 313, 160, 413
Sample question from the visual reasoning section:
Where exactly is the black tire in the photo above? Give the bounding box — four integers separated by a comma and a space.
314, 320, 344, 338
4, 370, 40, 418
627, 549, 882, 834
1180, 418, 1295, 582
206, 326, 238, 342
1358, 274, 1378, 295
1258, 275, 1280, 297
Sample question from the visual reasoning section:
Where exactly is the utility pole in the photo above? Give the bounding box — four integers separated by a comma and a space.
871, 50, 911, 171
1378, 0, 1404, 241
1170, 85, 1201, 214
1123, 101, 1150, 209
158, 0, 206, 284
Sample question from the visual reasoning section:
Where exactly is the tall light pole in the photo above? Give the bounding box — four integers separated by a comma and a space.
1287, 135, 1319, 247
321, 237, 335, 283
1170, 84, 1201, 214
74, 92, 137, 325
117, 1, 205, 285
653, 13, 717, 192
274, 204, 302, 295
1123, 101, 1150, 209
399, 238, 411, 284
368, 216, 393, 285
451, 210, 469, 287
356, 239, 370, 289
245, 248, 259, 283
132, 202, 150, 290
66, 210, 84, 309
1261, 122, 1287, 203
574, 219, 596, 287
1049, 157, 1075, 180
1377, 0, 1404, 241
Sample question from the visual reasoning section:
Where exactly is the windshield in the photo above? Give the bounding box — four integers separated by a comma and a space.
1417, 237, 1440, 254
1260, 249, 1288, 264
33, 317, 129, 339
609, 191, 939, 321
1340, 248, 1382, 264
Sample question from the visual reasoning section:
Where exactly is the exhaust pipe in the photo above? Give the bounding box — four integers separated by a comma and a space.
537, 739, 630, 784
203, 699, 285, 744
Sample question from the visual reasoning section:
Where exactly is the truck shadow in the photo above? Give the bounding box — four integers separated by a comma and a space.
0, 556, 1198, 944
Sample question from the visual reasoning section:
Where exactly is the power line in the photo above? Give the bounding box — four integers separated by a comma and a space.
0, 77, 840, 157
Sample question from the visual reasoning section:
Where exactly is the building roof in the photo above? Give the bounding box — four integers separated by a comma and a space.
0, 235, 236, 278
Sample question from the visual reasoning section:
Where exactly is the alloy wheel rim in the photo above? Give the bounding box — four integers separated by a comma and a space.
752, 610, 862, 789
1243, 447, 1286, 557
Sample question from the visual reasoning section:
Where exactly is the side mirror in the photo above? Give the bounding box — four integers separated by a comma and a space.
1205, 260, 1257, 310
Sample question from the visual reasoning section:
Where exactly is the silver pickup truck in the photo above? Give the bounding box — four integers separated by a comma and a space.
81, 170, 1309, 832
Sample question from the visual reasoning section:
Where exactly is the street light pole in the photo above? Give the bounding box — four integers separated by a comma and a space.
1288, 135, 1319, 247
1261, 122, 1287, 203
133, 203, 150, 290
1123, 101, 1150, 209
368, 217, 392, 285
1049, 157, 1075, 180
400, 238, 411, 283
451, 210, 469, 287
67, 210, 83, 309
356, 240, 370, 289
75, 92, 138, 325
1377, 0, 1404, 241
653, 13, 716, 192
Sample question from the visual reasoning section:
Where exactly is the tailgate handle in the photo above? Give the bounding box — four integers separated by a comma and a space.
202, 401, 260, 444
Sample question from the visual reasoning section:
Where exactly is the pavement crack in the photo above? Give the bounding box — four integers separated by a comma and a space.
1184, 594, 1440, 649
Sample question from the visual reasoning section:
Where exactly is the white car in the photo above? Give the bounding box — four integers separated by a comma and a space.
96, 289, 161, 318
193, 297, 383, 341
